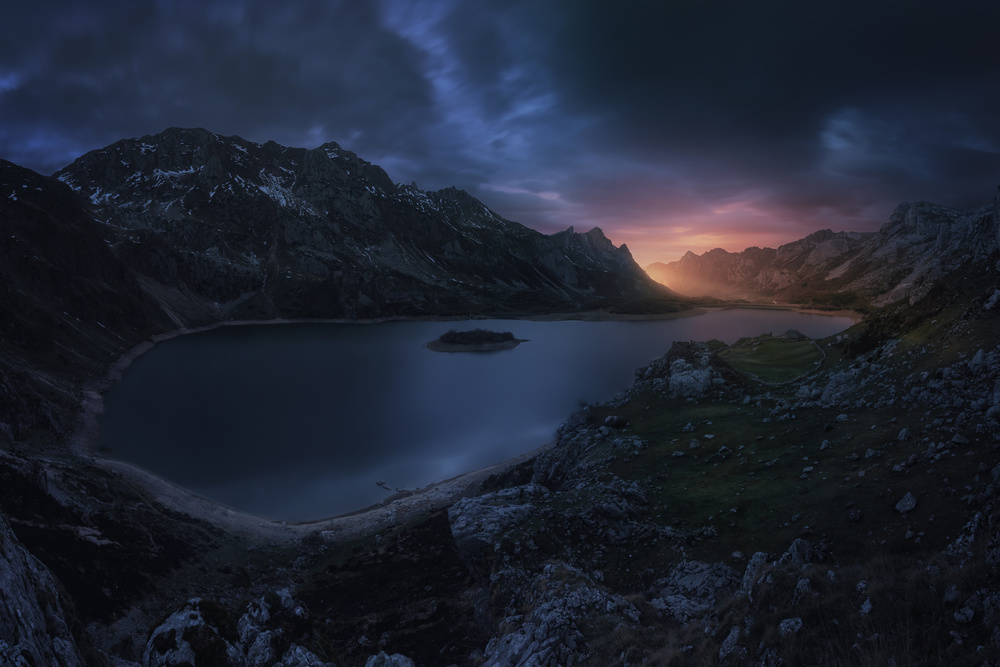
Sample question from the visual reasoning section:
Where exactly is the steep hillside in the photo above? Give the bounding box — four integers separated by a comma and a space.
648, 193, 1000, 308
55, 128, 679, 320
0, 160, 171, 446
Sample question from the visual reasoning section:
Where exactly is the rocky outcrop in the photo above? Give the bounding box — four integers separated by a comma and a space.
0, 515, 83, 667
364, 652, 415, 667
648, 560, 739, 624
482, 563, 640, 667
143, 592, 328, 667
448, 484, 551, 561
631, 341, 743, 400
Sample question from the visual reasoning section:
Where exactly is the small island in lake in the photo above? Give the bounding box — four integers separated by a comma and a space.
426, 328, 527, 353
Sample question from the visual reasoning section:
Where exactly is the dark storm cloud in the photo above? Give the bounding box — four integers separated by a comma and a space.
1, 1, 998, 263
0, 1, 439, 173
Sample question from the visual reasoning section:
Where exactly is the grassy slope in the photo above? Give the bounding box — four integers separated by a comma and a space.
546, 260, 1000, 664
718, 335, 825, 383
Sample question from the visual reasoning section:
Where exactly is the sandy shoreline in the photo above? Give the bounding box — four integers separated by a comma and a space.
71, 303, 860, 542
93, 442, 549, 544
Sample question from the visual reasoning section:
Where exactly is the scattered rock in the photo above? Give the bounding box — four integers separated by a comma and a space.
740, 552, 772, 601
282, 644, 331, 666
954, 608, 975, 625
895, 492, 918, 514
718, 626, 745, 662
143, 599, 243, 667
792, 578, 813, 605
365, 651, 415, 667
985, 289, 1000, 310
603, 415, 628, 429
649, 560, 739, 624
778, 617, 803, 637
484, 563, 639, 667
777, 538, 819, 568
448, 484, 549, 560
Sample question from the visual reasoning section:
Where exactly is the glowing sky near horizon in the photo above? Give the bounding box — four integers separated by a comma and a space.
1, 1, 999, 265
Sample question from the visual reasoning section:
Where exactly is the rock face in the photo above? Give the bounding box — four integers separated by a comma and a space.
0, 515, 83, 667
52, 127, 676, 321
647, 194, 1000, 306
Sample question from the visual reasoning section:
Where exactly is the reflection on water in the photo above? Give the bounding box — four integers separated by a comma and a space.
99, 310, 852, 520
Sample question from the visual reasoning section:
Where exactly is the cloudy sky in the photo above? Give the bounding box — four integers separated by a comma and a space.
2, 1, 998, 265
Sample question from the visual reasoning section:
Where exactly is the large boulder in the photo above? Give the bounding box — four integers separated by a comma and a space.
0, 515, 83, 667
648, 560, 740, 624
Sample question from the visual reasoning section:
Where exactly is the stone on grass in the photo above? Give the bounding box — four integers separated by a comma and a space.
366, 651, 416, 667
718, 626, 745, 662
895, 492, 917, 514
778, 617, 803, 637
954, 608, 974, 625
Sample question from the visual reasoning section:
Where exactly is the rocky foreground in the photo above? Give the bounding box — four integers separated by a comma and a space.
0, 258, 998, 665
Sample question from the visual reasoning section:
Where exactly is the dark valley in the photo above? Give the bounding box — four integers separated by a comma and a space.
1, 130, 1000, 666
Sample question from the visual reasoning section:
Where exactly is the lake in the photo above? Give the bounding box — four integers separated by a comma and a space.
98, 309, 852, 520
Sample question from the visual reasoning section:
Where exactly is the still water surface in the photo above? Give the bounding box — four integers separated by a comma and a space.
100, 309, 852, 520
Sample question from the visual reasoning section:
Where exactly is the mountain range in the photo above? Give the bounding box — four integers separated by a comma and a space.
53, 127, 675, 322
647, 195, 1000, 308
